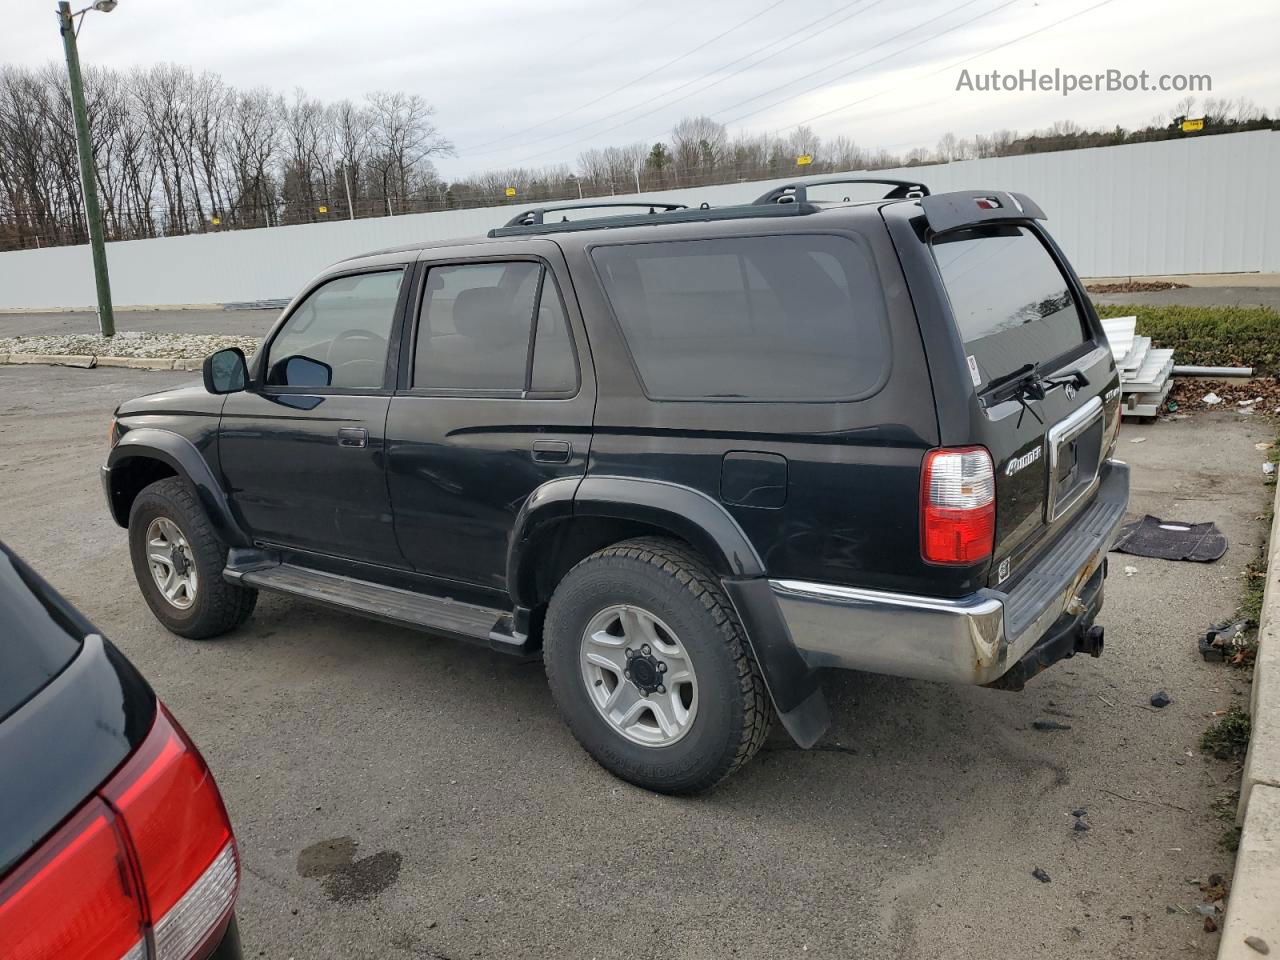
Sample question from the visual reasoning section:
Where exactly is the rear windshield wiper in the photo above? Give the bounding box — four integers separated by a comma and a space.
980, 361, 1090, 426
982, 361, 1090, 405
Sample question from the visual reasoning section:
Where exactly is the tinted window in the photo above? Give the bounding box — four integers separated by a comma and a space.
414, 262, 576, 394
591, 235, 887, 401
933, 226, 1088, 386
266, 269, 403, 389
530, 278, 576, 393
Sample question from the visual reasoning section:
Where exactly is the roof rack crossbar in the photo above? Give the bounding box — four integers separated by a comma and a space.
487, 201, 819, 239
502, 200, 688, 228
753, 178, 930, 205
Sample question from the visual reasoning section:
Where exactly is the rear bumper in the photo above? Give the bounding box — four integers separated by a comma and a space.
771, 460, 1129, 686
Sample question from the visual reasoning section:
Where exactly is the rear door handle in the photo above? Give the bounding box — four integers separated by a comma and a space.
531, 440, 571, 463
337, 427, 369, 448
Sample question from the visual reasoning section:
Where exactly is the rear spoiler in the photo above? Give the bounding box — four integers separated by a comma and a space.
920, 190, 1046, 234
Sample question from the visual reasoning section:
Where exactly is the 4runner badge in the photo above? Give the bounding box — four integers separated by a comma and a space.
1005, 446, 1043, 476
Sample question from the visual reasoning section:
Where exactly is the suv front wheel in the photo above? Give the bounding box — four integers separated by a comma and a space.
543, 538, 771, 793
128, 477, 257, 639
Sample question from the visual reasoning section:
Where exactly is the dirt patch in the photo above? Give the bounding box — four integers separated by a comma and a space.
1167, 377, 1280, 413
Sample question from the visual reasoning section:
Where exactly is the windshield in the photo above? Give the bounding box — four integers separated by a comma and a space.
932, 225, 1089, 387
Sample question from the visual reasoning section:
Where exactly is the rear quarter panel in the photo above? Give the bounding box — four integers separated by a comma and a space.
562, 213, 951, 595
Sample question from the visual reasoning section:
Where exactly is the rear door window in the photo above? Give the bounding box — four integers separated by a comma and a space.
932, 226, 1088, 386
413, 261, 578, 394
591, 235, 889, 401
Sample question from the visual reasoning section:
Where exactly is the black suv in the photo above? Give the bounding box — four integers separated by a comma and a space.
103, 180, 1129, 793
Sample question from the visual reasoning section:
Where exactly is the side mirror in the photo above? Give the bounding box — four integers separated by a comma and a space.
203, 347, 248, 394
272, 355, 332, 388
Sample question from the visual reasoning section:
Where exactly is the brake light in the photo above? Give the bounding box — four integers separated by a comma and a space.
0, 801, 146, 960
0, 705, 238, 960
921, 446, 995, 565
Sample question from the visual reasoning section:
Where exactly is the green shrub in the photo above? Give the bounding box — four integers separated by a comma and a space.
1093, 303, 1280, 372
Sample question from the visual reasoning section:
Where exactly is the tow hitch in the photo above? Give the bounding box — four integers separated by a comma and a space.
985, 566, 1106, 692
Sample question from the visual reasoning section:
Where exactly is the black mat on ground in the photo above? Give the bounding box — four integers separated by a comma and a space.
1111, 515, 1227, 562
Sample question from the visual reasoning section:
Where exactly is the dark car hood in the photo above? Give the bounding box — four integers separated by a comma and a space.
116, 380, 223, 418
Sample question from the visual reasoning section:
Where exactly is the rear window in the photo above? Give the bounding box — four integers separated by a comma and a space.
0, 550, 82, 723
591, 234, 889, 401
932, 225, 1088, 386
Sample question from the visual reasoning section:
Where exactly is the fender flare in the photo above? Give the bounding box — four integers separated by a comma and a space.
506, 475, 829, 747
105, 428, 252, 548
507, 475, 765, 608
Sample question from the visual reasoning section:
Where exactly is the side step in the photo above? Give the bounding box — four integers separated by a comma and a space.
224, 561, 534, 656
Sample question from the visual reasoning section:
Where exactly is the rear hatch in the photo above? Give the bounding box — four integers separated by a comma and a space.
929, 222, 1120, 587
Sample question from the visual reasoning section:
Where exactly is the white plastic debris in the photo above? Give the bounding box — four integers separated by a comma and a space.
1129, 437, 1147, 444
1265, 462, 1276, 476
1202, 392, 1223, 405
1238, 397, 1260, 407
1124, 565, 1139, 577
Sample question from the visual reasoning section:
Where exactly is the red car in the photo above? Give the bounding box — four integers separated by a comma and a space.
0, 542, 242, 959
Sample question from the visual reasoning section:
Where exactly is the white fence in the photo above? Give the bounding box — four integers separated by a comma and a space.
2, 130, 1278, 311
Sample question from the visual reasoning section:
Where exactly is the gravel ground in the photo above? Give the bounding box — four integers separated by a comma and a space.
0, 330, 260, 359
0, 308, 277, 339
0, 364, 1268, 959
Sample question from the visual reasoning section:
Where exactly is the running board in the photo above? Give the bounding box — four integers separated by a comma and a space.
224, 561, 534, 656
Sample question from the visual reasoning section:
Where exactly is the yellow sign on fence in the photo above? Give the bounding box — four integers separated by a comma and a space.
505, 187, 517, 197
1182, 117, 1205, 132
210, 216, 221, 226
318, 205, 328, 214
796, 154, 813, 166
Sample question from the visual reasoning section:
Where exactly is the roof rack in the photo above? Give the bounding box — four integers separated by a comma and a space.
501, 200, 688, 228
753, 178, 930, 205
487, 201, 818, 239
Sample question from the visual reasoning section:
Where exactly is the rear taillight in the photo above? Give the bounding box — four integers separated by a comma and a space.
0, 800, 146, 960
921, 446, 995, 565
0, 705, 238, 960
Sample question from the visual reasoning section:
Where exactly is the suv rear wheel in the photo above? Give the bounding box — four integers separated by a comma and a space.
128, 477, 257, 639
543, 537, 771, 793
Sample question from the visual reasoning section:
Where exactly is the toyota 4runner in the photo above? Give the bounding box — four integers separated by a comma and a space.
103, 180, 1129, 793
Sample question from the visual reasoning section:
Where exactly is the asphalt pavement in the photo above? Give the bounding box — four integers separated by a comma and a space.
0, 363, 1269, 959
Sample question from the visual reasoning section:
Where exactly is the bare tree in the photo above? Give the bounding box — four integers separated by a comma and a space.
365, 91, 453, 214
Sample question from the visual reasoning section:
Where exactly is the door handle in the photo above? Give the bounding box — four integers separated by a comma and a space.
531, 440, 571, 463
337, 427, 369, 448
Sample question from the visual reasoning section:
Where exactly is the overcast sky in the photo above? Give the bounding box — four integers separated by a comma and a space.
3, 0, 1277, 179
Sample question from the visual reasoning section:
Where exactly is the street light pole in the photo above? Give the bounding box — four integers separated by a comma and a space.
57, 0, 115, 337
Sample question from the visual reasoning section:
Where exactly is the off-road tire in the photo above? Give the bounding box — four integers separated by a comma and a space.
128, 477, 257, 639
543, 537, 771, 793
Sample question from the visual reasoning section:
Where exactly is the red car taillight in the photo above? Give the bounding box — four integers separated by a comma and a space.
0, 800, 147, 960
0, 705, 238, 960
921, 446, 995, 565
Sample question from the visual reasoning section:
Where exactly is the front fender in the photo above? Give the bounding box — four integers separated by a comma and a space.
105, 428, 251, 548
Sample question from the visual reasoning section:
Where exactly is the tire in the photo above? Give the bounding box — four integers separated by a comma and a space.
543, 537, 771, 793
128, 477, 257, 639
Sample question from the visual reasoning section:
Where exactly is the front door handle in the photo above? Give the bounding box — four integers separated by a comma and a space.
337, 427, 369, 448
531, 440, 571, 463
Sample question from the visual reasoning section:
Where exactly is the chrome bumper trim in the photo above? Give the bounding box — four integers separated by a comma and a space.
771, 461, 1129, 686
